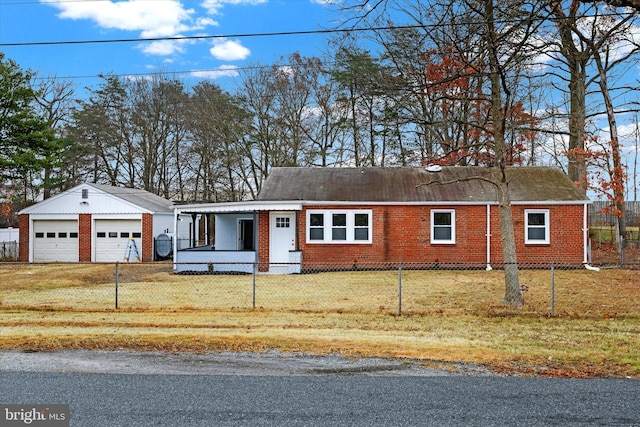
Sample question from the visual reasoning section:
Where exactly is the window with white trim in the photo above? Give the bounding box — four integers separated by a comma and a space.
307, 210, 372, 243
525, 209, 549, 244
431, 209, 455, 244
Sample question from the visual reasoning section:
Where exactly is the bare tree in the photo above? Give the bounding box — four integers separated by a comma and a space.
582, 13, 640, 242
338, 0, 549, 305
548, 2, 634, 189
128, 75, 188, 197
187, 81, 251, 202
71, 74, 131, 186
581, 0, 640, 11
332, 46, 391, 166
33, 76, 77, 198
299, 57, 348, 167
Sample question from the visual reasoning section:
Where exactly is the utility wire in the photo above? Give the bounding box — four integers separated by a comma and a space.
0, 11, 635, 47
3, 25, 419, 47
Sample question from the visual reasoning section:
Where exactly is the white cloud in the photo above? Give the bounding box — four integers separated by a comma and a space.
191, 65, 240, 79
195, 17, 219, 28
201, 0, 267, 15
209, 39, 251, 60
46, 0, 198, 38
140, 39, 192, 56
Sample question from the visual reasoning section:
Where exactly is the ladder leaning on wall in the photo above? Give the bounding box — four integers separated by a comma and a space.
123, 238, 141, 262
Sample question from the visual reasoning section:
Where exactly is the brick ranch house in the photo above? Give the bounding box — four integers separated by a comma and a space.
18, 183, 191, 263
174, 166, 591, 273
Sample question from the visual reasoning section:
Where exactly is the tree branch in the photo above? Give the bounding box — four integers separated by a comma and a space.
416, 174, 499, 189
580, 0, 640, 12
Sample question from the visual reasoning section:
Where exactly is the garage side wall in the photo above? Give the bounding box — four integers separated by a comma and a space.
18, 214, 29, 262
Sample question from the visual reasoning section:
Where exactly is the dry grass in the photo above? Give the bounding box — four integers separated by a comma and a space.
1, 263, 639, 378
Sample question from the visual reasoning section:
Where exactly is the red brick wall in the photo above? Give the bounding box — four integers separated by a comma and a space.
142, 213, 153, 262
500, 204, 586, 264
257, 211, 270, 272
286, 204, 586, 268
18, 214, 29, 262
78, 214, 92, 262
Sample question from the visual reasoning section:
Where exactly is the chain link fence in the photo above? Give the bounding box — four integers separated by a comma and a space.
3, 260, 638, 316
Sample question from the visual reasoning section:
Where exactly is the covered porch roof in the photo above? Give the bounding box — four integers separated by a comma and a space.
173, 200, 303, 215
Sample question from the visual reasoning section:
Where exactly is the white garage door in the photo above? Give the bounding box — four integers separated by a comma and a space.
33, 220, 79, 262
95, 219, 142, 262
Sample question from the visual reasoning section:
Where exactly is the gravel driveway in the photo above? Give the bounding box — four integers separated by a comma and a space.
0, 350, 493, 377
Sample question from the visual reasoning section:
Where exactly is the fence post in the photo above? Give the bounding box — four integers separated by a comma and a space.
115, 261, 119, 309
550, 262, 555, 316
252, 262, 257, 309
398, 263, 403, 316
619, 237, 624, 266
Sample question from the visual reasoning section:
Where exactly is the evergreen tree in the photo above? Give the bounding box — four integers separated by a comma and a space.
0, 53, 64, 201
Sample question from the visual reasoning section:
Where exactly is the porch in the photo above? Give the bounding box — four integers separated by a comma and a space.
172, 200, 302, 274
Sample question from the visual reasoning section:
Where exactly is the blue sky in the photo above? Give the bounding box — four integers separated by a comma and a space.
1, 0, 639, 199
0, 0, 339, 92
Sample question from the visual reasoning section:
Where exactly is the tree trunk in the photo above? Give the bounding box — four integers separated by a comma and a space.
551, 2, 589, 190
495, 170, 522, 306
485, 0, 522, 306
567, 65, 588, 189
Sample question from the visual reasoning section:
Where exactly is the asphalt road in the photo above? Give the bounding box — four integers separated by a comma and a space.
1, 351, 638, 426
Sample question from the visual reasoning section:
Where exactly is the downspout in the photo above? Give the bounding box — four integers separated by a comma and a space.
486, 204, 492, 271
583, 202, 588, 264
583, 202, 600, 271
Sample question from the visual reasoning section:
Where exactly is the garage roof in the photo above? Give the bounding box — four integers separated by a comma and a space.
86, 184, 174, 213
19, 183, 174, 215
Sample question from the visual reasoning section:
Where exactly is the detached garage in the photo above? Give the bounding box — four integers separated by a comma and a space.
18, 183, 180, 263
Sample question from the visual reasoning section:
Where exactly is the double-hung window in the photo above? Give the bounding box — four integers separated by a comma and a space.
307, 210, 372, 243
525, 209, 550, 244
431, 209, 455, 244
332, 213, 347, 240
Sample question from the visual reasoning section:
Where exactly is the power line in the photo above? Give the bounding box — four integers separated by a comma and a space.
1, 10, 635, 48
1, 25, 420, 47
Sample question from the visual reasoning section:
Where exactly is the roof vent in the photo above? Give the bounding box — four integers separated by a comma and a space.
426, 164, 442, 173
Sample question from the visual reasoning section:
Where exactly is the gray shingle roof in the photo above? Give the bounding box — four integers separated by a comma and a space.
257, 167, 588, 203
86, 183, 174, 213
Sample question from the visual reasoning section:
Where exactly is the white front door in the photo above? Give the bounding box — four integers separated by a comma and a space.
269, 212, 296, 272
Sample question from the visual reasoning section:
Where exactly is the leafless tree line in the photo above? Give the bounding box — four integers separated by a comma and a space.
9, 0, 640, 211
